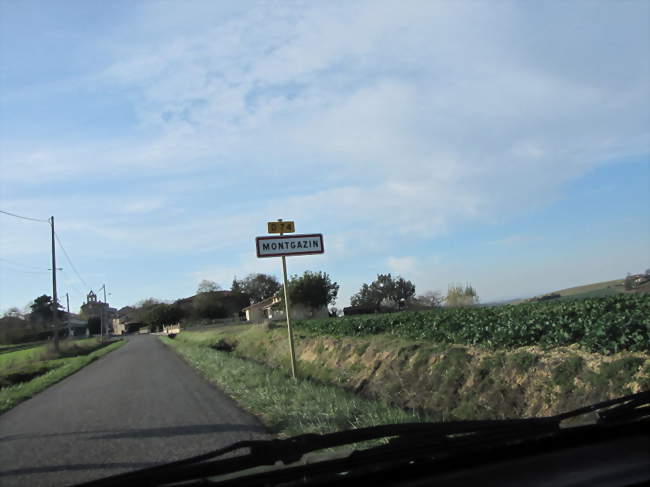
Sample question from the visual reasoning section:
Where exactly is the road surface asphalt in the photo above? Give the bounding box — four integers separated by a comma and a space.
0, 335, 270, 486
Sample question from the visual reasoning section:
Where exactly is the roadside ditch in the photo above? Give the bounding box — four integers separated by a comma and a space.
197, 325, 650, 420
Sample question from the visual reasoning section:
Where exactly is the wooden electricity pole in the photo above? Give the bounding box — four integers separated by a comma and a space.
50, 216, 60, 352
99, 284, 106, 343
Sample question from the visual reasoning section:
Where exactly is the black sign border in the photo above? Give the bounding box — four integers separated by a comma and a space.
256, 233, 325, 258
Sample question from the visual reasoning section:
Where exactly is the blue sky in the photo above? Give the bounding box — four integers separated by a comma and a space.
1, 0, 648, 314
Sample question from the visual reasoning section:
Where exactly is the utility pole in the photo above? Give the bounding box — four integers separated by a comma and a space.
66, 292, 70, 339
99, 284, 107, 342
50, 216, 60, 353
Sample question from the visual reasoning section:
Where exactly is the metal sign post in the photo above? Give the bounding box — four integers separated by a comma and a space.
256, 220, 325, 381
279, 221, 298, 380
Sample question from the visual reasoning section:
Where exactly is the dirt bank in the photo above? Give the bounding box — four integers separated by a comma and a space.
209, 326, 650, 420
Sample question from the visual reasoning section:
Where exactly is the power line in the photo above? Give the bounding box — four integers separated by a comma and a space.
1, 212, 94, 306
54, 231, 90, 290
0, 268, 50, 275
0, 257, 47, 271
0, 263, 49, 275
0, 209, 49, 223
60, 269, 85, 298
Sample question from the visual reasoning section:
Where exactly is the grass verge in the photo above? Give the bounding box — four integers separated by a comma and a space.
160, 336, 433, 440
0, 340, 125, 415
172, 326, 650, 420
0, 340, 47, 354
0, 343, 48, 367
0, 337, 108, 368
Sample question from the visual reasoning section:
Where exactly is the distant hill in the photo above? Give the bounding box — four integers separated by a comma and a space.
546, 279, 626, 299
506, 278, 638, 305
465, 274, 649, 307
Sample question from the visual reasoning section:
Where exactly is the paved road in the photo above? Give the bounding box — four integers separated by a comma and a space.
0, 335, 269, 486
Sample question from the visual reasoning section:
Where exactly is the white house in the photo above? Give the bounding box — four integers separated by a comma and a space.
242, 296, 279, 322
242, 296, 329, 322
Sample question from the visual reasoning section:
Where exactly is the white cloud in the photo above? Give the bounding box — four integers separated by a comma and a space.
4, 2, 645, 244
1, 0, 648, 307
387, 256, 417, 275
487, 234, 532, 246
189, 252, 281, 291
121, 199, 164, 215
96, 1, 646, 236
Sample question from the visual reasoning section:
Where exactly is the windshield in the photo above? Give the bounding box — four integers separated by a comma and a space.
0, 1, 648, 486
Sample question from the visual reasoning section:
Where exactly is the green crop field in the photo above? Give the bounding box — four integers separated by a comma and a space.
295, 294, 650, 354
0, 343, 48, 367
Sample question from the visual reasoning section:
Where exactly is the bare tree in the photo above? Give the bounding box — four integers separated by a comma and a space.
415, 291, 443, 308
197, 280, 221, 294
445, 284, 479, 307
3, 307, 24, 318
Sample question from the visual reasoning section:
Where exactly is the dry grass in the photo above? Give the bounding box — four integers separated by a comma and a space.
173, 326, 649, 421
160, 336, 432, 443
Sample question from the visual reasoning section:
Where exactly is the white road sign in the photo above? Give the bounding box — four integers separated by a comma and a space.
256, 233, 324, 258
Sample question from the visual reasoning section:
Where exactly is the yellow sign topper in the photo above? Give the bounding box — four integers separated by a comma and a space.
267, 221, 295, 234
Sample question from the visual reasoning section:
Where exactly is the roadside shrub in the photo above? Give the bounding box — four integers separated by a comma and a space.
39, 339, 106, 360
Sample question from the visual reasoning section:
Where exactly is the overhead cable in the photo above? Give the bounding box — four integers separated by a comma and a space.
0, 257, 47, 271
0, 209, 49, 223
0, 264, 49, 275
54, 232, 90, 290
60, 268, 86, 297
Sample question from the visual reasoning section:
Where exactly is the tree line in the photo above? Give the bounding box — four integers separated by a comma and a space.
0, 295, 68, 344
0, 271, 479, 344
348, 274, 478, 313
125, 273, 288, 330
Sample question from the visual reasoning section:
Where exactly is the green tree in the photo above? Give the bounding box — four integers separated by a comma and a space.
234, 273, 281, 303
0, 314, 32, 344
193, 292, 228, 319
390, 277, 416, 307
284, 271, 339, 309
230, 276, 251, 309
350, 283, 381, 311
132, 298, 162, 322
351, 274, 416, 312
143, 303, 186, 331
351, 277, 387, 312
29, 295, 62, 323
